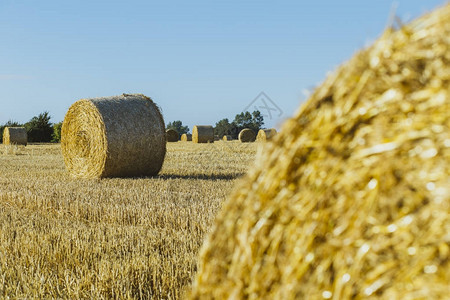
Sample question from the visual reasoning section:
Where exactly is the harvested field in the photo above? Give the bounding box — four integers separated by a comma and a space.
0, 142, 257, 299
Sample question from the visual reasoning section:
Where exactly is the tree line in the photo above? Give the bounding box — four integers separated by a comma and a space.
0, 112, 62, 143
167, 110, 264, 139
1, 109, 265, 143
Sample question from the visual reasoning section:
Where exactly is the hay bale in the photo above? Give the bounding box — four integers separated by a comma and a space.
222, 135, 232, 141
166, 129, 179, 142
214, 135, 220, 141
192, 125, 214, 143
256, 128, 277, 142
61, 94, 166, 179
181, 133, 192, 141
191, 5, 450, 299
2, 127, 27, 145
238, 128, 256, 143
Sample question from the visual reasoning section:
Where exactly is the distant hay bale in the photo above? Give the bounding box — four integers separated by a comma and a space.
191, 5, 450, 299
166, 129, 179, 142
256, 128, 277, 142
214, 135, 220, 141
2, 127, 27, 146
222, 135, 232, 141
61, 94, 166, 179
238, 128, 256, 143
181, 133, 192, 141
192, 125, 214, 143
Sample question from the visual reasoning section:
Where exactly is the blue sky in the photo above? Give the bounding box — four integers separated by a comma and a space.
0, 0, 445, 131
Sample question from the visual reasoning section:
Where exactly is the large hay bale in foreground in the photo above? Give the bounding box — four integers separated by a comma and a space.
256, 128, 277, 142
222, 135, 232, 141
166, 129, 179, 142
181, 133, 192, 141
61, 94, 166, 179
2, 127, 27, 145
192, 5, 450, 299
192, 125, 214, 143
238, 128, 256, 142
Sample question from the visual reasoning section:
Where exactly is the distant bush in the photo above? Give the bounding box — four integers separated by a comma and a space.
166, 120, 189, 135
214, 118, 233, 138
215, 110, 264, 139
52, 122, 62, 143
25, 112, 53, 143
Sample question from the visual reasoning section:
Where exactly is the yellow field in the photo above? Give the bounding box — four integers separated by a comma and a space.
0, 142, 257, 299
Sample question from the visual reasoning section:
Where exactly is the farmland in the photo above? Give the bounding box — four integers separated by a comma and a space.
0, 141, 257, 299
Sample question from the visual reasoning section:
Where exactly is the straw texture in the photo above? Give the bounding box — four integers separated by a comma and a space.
61, 94, 166, 179
192, 125, 214, 143
2, 127, 27, 146
166, 129, 179, 142
181, 133, 192, 141
256, 128, 277, 142
238, 128, 256, 143
191, 4, 450, 299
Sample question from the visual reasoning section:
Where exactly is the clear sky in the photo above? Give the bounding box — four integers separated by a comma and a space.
0, 0, 445, 131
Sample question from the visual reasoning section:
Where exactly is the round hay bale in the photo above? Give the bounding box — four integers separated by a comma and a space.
192, 125, 214, 143
181, 133, 192, 141
256, 128, 277, 142
222, 135, 232, 141
191, 5, 450, 299
2, 127, 27, 146
61, 94, 166, 179
166, 129, 179, 142
238, 128, 256, 143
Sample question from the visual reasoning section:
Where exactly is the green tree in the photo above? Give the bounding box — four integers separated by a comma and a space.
231, 110, 264, 138
214, 118, 234, 138
52, 122, 63, 142
250, 110, 264, 132
0, 120, 23, 143
25, 112, 53, 142
166, 120, 189, 135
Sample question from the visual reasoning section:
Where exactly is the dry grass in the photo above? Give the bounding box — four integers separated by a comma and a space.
0, 141, 257, 299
